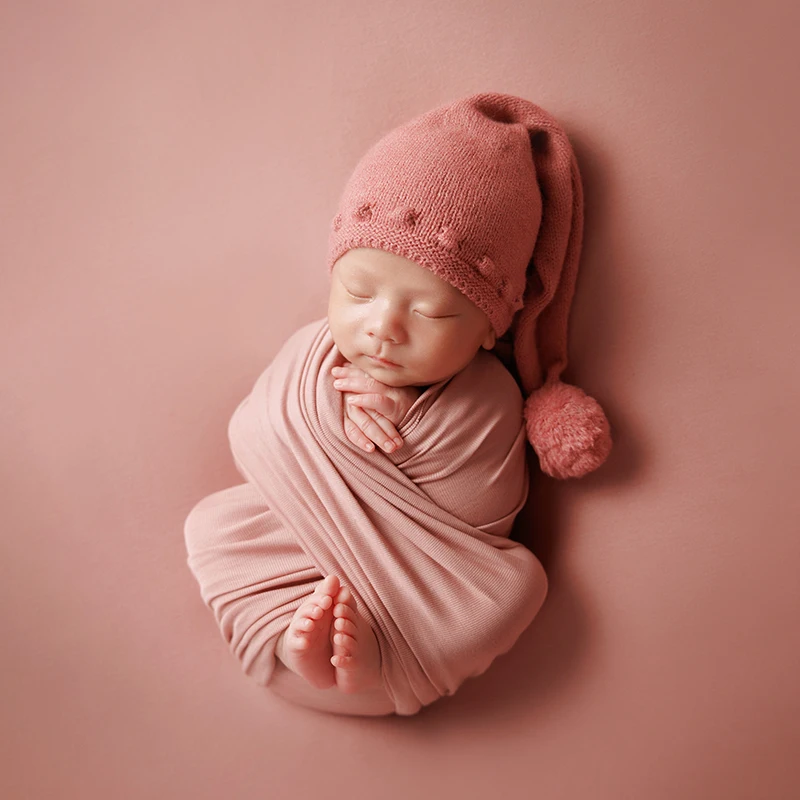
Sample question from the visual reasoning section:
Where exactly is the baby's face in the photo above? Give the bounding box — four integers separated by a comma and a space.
328, 248, 496, 388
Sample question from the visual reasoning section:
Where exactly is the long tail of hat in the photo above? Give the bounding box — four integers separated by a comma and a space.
507, 101, 612, 479
510, 111, 582, 395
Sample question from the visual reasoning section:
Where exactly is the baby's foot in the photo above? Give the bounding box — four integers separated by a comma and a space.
278, 575, 340, 690
330, 584, 382, 695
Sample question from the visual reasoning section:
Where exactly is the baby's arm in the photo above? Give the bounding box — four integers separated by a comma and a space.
331, 363, 420, 454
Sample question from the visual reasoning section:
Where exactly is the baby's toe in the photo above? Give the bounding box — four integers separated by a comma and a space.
316, 574, 341, 601
332, 585, 357, 617
331, 654, 353, 668
333, 617, 358, 637
290, 598, 327, 637
309, 593, 332, 612
334, 584, 352, 605
293, 616, 315, 636
333, 631, 357, 654
333, 602, 356, 622
304, 598, 326, 619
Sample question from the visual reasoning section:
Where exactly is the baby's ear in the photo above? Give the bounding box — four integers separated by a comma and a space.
482, 328, 496, 350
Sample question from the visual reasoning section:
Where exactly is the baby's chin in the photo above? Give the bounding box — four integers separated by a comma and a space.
360, 363, 414, 387
362, 362, 454, 390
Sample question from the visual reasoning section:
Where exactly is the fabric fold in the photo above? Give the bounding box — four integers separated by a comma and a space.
185, 318, 548, 716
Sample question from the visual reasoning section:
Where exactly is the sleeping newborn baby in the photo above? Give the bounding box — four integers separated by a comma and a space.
184, 93, 612, 717
275, 246, 503, 696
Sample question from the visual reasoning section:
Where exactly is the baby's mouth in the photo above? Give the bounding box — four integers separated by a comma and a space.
366, 354, 401, 368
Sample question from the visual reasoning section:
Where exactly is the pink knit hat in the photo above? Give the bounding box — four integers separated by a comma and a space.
326, 92, 612, 479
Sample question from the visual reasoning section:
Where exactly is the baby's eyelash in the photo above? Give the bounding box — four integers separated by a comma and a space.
344, 285, 454, 319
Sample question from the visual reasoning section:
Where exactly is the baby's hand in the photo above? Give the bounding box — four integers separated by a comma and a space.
331, 363, 420, 454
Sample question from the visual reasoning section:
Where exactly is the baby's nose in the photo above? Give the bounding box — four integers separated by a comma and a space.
365, 308, 404, 343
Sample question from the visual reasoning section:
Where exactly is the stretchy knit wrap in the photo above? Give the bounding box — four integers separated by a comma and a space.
184, 318, 548, 716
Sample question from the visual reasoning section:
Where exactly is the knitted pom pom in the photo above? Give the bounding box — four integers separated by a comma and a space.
523, 381, 612, 479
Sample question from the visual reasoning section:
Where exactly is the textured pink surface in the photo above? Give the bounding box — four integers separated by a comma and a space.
1, 2, 799, 799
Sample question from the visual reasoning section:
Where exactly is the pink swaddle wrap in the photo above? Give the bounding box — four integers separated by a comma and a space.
184, 318, 548, 716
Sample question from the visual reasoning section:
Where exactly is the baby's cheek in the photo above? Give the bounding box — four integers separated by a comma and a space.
327, 317, 355, 357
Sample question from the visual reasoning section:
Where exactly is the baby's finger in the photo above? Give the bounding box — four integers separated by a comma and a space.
331, 363, 364, 379
343, 414, 375, 453
362, 408, 403, 449
347, 404, 399, 453
346, 392, 395, 418
333, 371, 380, 394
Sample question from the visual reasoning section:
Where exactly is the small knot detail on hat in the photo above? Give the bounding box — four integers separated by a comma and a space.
389, 205, 419, 230
353, 202, 373, 222
523, 381, 612, 479
332, 214, 343, 232
436, 226, 461, 252
477, 255, 496, 278
498, 278, 519, 303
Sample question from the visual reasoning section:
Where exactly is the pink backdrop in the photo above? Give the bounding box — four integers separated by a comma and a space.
2, 1, 799, 798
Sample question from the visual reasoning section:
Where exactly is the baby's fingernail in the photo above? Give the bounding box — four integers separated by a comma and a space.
364, 443, 374, 452
333, 380, 343, 387
394, 438, 403, 447
382, 442, 394, 452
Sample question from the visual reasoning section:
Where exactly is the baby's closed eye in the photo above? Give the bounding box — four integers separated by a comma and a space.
345, 288, 371, 300
414, 308, 459, 319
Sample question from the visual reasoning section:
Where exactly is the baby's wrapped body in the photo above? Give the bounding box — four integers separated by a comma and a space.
184, 318, 548, 716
